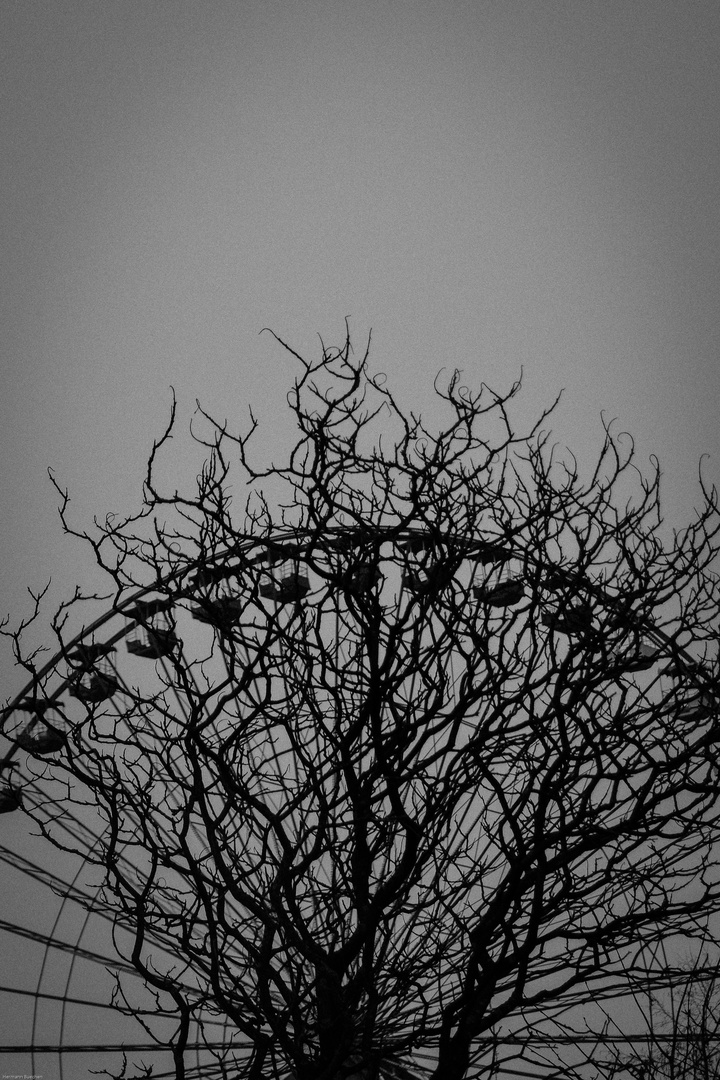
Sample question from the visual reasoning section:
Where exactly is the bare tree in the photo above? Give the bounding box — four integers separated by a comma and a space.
587, 943, 720, 1080
2, 327, 720, 1080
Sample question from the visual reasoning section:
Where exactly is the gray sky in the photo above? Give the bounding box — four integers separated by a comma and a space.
3, 0, 719, 625
1, 0, 719, 1068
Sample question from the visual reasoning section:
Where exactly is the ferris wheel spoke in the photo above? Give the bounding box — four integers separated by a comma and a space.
0, 839, 219, 982
0, 915, 138, 973
0, 981, 178, 1013
2, 506, 709, 1080
0, 840, 103, 902
0, 1040, 250, 1053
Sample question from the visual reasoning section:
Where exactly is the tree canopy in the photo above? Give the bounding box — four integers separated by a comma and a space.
2, 328, 720, 1080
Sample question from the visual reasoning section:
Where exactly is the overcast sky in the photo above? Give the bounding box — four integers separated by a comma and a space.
3, 0, 720, 627
1, 1, 719, 1069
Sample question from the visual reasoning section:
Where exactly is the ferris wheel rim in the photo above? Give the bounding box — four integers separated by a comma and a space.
1, 522, 717, 1076
2, 520, 703, 737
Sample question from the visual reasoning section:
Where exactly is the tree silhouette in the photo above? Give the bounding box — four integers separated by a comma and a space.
589, 942, 720, 1080
2, 328, 720, 1080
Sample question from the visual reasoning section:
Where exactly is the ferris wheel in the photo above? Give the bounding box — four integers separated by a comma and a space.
0, 526, 711, 1080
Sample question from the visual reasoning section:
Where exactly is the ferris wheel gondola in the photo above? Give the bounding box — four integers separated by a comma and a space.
0, 527, 714, 1078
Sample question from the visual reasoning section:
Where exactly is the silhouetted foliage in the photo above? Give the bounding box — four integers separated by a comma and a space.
590, 943, 720, 1080
3, 327, 720, 1080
